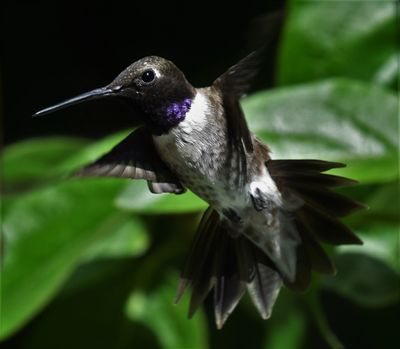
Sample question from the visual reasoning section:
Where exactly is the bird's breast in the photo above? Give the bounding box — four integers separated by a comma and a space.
153, 90, 239, 204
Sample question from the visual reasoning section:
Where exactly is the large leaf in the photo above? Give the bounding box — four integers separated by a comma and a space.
0, 179, 133, 340
244, 78, 398, 184
126, 274, 208, 349
1, 137, 87, 192
1, 131, 130, 194
278, 1, 398, 88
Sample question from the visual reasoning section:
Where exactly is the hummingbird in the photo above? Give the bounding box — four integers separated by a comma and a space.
34, 51, 364, 329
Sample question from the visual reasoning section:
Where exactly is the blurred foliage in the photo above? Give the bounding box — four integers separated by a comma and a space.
1, 1, 399, 348
278, 1, 398, 89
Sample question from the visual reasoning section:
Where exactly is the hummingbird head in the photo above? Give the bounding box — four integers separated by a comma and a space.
34, 56, 196, 134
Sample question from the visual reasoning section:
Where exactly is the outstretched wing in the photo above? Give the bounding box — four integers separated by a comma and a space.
213, 49, 263, 99
75, 127, 185, 194
213, 50, 264, 153
212, 50, 264, 185
247, 159, 363, 291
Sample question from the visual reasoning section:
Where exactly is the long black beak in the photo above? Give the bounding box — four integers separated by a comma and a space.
33, 86, 118, 117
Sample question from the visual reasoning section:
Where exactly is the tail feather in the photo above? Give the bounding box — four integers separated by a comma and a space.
296, 218, 336, 274
188, 213, 222, 317
288, 184, 365, 217
245, 245, 282, 319
267, 159, 346, 173
213, 233, 246, 329
274, 172, 358, 188
268, 159, 363, 245
298, 205, 363, 245
283, 243, 311, 292
177, 208, 282, 329
175, 207, 218, 313
268, 159, 365, 218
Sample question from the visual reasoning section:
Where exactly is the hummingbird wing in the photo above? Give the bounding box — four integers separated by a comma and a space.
264, 159, 363, 291
212, 51, 263, 185
74, 127, 185, 194
213, 50, 262, 99
213, 50, 263, 152
244, 156, 363, 291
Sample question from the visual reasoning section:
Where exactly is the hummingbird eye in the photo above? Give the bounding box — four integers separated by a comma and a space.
141, 69, 155, 83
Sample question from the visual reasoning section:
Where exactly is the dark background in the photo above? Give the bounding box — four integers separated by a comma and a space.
2, 0, 283, 145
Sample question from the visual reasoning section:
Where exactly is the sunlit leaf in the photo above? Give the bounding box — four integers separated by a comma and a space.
278, 1, 398, 89
244, 78, 398, 184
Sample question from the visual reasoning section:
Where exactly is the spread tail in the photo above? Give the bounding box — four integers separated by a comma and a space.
175, 207, 282, 329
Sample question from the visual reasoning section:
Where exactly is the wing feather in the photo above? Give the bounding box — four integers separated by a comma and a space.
75, 127, 185, 194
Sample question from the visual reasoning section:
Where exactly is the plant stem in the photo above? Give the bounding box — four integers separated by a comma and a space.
308, 289, 344, 349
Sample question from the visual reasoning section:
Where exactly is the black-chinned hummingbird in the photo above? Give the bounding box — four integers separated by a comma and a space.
34, 52, 364, 329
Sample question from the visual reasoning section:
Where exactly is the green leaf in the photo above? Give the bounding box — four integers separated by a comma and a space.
1, 131, 131, 194
125, 274, 209, 349
116, 181, 207, 214
278, 1, 398, 88
1, 179, 130, 340
244, 78, 398, 184
321, 253, 400, 308
82, 217, 150, 261
1, 137, 88, 191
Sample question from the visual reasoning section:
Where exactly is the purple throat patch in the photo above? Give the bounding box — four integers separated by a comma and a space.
165, 98, 192, 125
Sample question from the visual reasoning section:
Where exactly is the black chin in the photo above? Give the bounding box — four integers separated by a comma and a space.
115, 96, 170, 135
